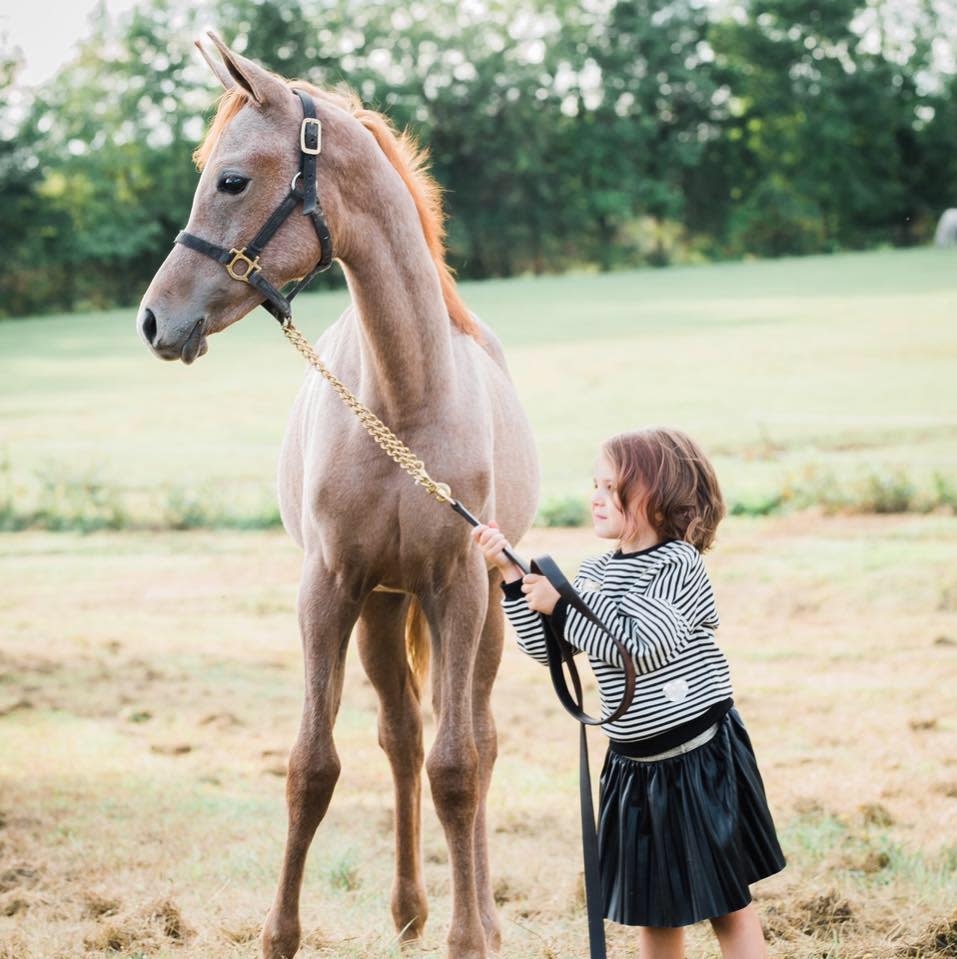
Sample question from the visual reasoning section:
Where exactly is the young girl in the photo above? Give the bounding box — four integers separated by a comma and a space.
471, 427, 785, 959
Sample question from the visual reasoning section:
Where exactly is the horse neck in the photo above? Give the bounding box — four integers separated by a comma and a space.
339, 175, 455, 422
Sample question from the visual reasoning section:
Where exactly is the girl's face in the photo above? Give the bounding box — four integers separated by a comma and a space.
591, 452, 648, 542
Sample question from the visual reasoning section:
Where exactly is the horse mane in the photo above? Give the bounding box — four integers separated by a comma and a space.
192, 81, 479, 340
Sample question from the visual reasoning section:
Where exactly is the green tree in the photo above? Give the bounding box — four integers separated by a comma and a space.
705, 0, 947, 254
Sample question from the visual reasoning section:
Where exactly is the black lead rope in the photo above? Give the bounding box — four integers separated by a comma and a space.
451, 501, 637, 959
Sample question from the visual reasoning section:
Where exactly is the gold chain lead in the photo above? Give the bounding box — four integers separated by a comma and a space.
281, 320, 454, 504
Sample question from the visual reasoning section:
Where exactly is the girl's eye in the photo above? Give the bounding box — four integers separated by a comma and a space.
218, 173, 250, 195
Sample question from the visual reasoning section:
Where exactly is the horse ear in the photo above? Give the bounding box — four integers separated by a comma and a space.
203, 30, 287, 108
194, 37, 235, 92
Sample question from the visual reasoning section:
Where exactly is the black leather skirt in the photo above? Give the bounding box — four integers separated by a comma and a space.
597, 707, 786, 927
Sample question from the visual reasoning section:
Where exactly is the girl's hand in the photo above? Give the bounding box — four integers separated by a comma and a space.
471, 521, 523, 581
521, 573, 561, 615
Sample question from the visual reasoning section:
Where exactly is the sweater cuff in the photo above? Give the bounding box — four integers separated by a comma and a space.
500, 578, 525, 601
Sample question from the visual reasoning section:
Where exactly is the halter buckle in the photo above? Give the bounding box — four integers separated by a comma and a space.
226, 248, 262, 283
300, 117, 322, 155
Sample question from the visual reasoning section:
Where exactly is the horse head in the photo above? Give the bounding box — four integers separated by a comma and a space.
136, 32, 361, 363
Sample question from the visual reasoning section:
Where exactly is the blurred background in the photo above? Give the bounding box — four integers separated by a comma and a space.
1, 0, 956, 528
1, 2, 956, 958
3, 0, 957, 312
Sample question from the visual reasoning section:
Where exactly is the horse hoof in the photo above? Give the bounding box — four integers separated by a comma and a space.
261, 910, 301, 959
392, 879, 428, 943
397, 920, 426, 945
483, 921, 502, 954
446, 924, 488, 959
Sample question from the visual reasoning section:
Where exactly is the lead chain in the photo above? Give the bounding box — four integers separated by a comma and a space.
281, 320, 454, 504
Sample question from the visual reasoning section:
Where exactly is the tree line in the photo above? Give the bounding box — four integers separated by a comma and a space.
2, 0, 955, 318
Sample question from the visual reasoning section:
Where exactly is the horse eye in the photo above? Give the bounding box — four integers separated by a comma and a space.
218, 173, 249, 195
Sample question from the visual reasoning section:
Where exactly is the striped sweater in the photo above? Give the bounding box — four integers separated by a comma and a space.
500, 538, 734, 744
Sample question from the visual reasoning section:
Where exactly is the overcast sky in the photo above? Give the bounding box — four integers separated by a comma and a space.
4, 0, 956, 90
2, 0, 140, 87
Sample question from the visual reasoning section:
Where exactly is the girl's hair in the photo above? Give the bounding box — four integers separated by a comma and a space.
601, 428, 725, 553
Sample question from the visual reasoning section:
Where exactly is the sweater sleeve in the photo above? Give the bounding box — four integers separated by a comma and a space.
562, 554, 700, 672
500, 577, 580, 666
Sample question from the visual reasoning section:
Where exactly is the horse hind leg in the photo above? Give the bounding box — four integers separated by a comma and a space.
356, 590, 429, 943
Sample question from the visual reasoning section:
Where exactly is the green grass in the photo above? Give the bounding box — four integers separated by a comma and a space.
1, 246, 955, 528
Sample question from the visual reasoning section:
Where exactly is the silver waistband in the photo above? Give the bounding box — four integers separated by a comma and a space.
615, 722, 720, 762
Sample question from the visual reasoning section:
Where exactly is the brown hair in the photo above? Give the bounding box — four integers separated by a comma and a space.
601, 428, 725, 553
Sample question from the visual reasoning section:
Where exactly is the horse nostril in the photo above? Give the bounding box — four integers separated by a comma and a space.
141, 308, 158, 345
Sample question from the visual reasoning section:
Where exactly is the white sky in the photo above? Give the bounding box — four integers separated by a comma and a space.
1, 0, 140, 87
3, 0, 955, 90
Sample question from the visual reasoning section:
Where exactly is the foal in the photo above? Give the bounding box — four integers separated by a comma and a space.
137, 31, 539, 959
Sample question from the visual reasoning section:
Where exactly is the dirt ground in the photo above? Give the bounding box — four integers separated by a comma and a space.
1, 513, 956, 958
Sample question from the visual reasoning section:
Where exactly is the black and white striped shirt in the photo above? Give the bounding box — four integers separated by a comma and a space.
501, 538, 734, 745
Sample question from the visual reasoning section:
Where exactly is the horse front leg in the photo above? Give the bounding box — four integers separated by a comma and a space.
423, 559, 490, 959
261, 558, 366, 959
471, 575, 505, 952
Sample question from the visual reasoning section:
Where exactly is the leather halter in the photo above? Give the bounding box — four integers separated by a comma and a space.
174, 88, 334, 324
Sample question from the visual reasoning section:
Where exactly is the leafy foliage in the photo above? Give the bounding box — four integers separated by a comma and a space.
4, 0, 956, 317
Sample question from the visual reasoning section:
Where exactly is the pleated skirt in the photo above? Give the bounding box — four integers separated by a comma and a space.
597, 707, 786, 927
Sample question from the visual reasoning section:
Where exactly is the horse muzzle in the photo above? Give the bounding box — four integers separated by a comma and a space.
137, 310, 208, 365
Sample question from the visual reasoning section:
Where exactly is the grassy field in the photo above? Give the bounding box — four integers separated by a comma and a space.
1, 246, 955, 526
1, 247, 956, 957
2, 516, 957, 957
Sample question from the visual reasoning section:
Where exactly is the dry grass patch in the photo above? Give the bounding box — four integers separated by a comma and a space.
900, 910, 957, 957
1, 515, 955, 957
82, 896, 192, 952
80, 892, 120, 920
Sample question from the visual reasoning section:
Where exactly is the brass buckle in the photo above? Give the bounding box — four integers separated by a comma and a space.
300, 117, 322, 155
226, 247, 261, 283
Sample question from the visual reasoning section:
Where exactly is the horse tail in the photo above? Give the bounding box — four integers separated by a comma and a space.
405, 597, 430, 700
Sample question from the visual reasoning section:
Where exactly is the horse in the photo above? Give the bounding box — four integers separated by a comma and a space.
136, 30, 539, 959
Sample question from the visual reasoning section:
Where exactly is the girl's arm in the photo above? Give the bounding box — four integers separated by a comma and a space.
469, 521, 583, 667
559, 554, 705, 672
501, 575, 585, 666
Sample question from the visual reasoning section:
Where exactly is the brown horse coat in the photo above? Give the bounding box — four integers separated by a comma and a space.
138, 31, 539, 959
